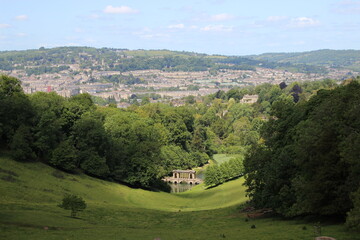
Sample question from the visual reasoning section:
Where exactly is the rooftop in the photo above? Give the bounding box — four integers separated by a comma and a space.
172, 170, 196, 173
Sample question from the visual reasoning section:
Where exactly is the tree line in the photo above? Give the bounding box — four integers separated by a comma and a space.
0, 46, 329, 75
204, 157, 244, 187
0, 74, 345, 193
243, 78, 360, 230
0, 75, 212, 190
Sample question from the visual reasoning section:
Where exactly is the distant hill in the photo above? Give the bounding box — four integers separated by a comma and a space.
247, 49, 360, 71
0, 46, 328, 74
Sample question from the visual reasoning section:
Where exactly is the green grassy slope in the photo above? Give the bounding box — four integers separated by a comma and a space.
0, 154, 246, 211
248, 49, 360, 70
1, 155, 358, 240
212, 154, 241, 165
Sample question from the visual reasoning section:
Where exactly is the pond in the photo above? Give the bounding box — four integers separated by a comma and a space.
169, 183, 195, 193
169, 168, 205, 193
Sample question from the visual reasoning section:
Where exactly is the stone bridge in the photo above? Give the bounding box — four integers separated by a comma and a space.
163, 170, 203, 185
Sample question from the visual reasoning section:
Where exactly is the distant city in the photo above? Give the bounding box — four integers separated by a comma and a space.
1, 47, 358, 107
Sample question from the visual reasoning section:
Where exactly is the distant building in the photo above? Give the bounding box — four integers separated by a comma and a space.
117, 102, 131, 108
240, 94, 258, 104
57, 88, 80, 98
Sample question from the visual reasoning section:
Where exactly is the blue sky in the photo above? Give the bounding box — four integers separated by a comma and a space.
1, 0, 360, 55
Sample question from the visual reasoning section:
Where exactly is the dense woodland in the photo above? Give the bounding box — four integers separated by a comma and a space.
244, 78, 360, 229
1, 74, 359, 229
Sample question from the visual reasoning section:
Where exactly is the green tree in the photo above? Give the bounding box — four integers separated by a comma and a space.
30, 92, 65, 160
204, 165, 219, 186
58, 194, 87, 218
161, 109, 191, 150
50, 140, 79, 172
10, 125, 36, 161
79, 150, 110, 178
346, 188, 360, 230
159, 144, 192, 172
184, 95, 196, 104
72, 113, 108, 155
244, 82, 360, 217
219, 162, 231, 183
104, 111, 164, 187
290, 83, 360, 216
0, 75, 33, 144
61, 93, 95, 134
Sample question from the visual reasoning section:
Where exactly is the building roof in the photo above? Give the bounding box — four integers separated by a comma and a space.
172, 170, 196, 173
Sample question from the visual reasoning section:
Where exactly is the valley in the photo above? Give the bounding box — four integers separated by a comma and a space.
1, 155, 358, 240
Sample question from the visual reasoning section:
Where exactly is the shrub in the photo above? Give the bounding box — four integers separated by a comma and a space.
346, 188, 360, 230
58, 194, 87, 218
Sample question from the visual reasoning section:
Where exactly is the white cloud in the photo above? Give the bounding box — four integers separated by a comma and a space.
201, 24, 233, 32
289, 17, 320, 28
168, 23, 185, 29
15, 15, 28, 21
266, 16, 288, 22
210, 13, 234, 21
0, 24, 11, 28
103, 5, 139, 14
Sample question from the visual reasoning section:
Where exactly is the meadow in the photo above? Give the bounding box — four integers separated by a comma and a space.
212, 154, 241, 165
0, 154, 359, 240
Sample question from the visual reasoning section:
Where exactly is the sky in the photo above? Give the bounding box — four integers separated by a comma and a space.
1, 0, 360, 55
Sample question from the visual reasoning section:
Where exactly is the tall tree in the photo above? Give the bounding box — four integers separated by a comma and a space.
0, 75, 33, 145
30, 92, 65, 160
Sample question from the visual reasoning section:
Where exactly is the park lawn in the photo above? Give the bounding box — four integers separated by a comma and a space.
212, 154, 241, 165
1, 155, 359, 240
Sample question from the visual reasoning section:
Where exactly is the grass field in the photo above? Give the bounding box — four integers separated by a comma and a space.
212, 154, 241, 165
1, 154, 359, 240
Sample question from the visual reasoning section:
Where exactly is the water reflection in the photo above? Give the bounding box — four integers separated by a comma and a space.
167, 168, 206, 193
169, 182, 195, 193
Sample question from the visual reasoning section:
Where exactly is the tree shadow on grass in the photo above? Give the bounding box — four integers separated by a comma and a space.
64, 215, 84, 220
205, 175, 243, 190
